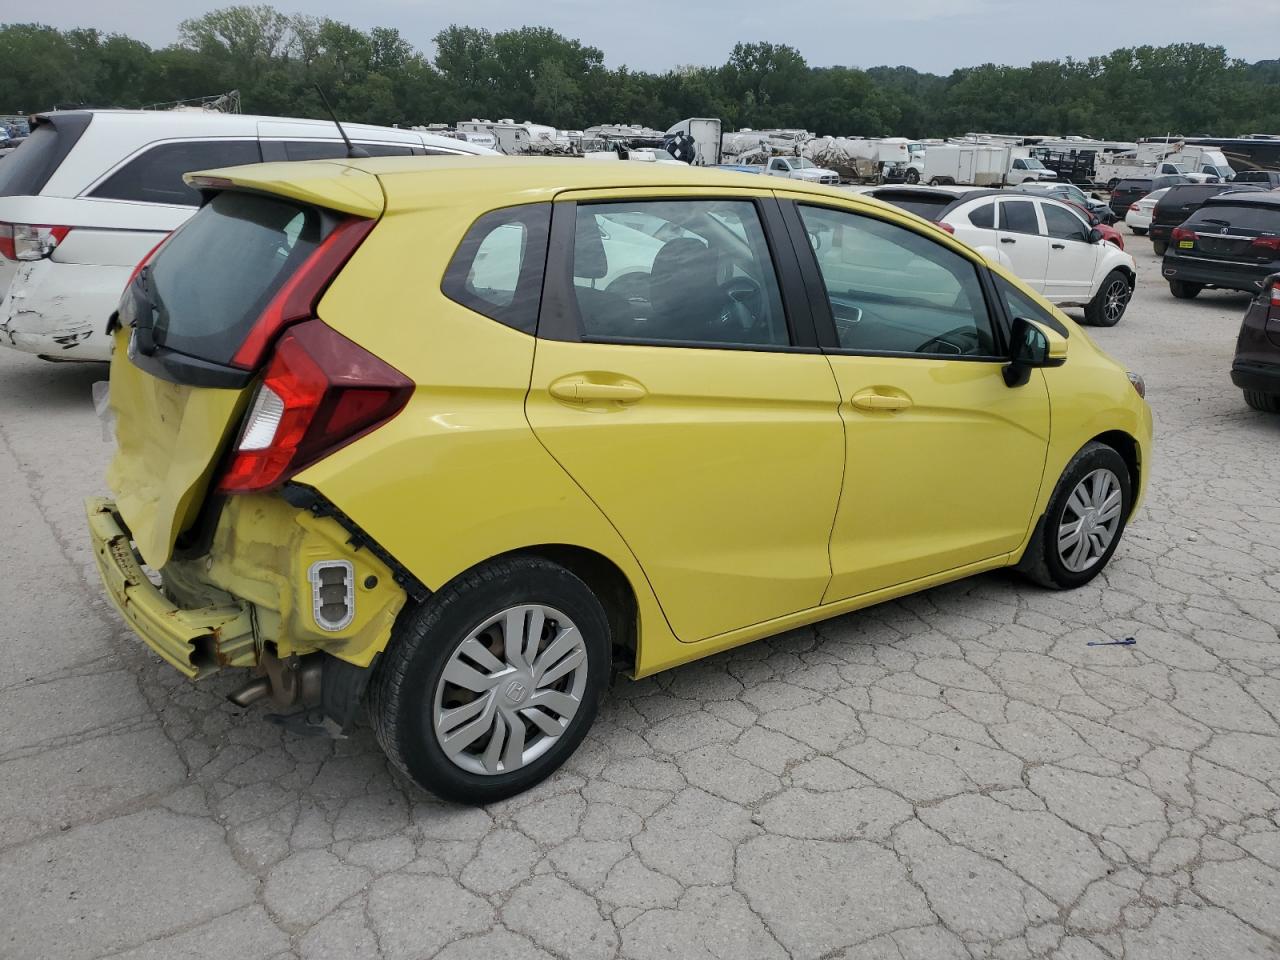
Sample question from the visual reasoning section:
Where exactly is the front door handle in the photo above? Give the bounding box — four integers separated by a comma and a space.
1000, 237, 1017, 244
549, 377, 647, 403
851, 390, 912, 412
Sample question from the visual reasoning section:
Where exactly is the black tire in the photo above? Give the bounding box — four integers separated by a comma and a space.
1017, 441, 1132, 590
1152, 240, 1167, 256
1130, 227, 1147, 236
370, 556, 611, 804
1084, 270, 1132, 327
1243, 389, 1280, 413
904, 169, 920, 185
1169, 279, 1202, 299
928, 178, 942, 186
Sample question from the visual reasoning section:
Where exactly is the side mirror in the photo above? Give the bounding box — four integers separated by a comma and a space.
1004, 316, 1067, 387
1088, 227, 1104, 244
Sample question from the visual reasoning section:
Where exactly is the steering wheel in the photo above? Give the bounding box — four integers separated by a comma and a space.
717, 276, 764, 335
916, 325, 982, 356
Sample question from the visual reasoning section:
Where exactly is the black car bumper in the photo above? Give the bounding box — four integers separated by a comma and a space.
1231, 360, 1280, 393
1162, 256, 1274, 293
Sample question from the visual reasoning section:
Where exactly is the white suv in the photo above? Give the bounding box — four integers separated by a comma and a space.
0, 110, 494, 361
867, 186, 1137, 326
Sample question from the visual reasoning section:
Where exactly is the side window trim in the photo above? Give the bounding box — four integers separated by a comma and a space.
781, 198, 1007, 361
537, 195, 818, 352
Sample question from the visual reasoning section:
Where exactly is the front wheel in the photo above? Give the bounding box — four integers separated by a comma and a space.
904, 169, 920, 184
370, 556, 611, 804
1017, 442, 1132, 590
1084, 270, 1132, 327
1152, 240, 1167, 256
1169, 279, 1202, 299
1244, 389, 1280, 413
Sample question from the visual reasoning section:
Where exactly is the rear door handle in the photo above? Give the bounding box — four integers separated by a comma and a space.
851, 390, 912, 412
1051, 242, 1066, 250
549, 377, 647, 403
1000, 237, 1017, 244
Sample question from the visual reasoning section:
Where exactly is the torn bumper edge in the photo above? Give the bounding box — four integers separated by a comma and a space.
86, 496, 255, 679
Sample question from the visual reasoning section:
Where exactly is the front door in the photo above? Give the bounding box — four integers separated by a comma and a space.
526, 192, 845, 642
996, 198, 1050, 292
1040, 201, 1100, 301
785, 199, 1051, 602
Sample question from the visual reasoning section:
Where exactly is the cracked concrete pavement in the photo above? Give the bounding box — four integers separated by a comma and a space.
1, 241, 1278, 960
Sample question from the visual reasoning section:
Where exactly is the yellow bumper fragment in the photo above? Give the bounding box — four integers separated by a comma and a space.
86, 497, 256, 679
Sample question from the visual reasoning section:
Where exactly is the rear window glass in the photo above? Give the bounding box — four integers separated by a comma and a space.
442, 204, 550, 334
876, 195, 951, 219
1186, 204, 1280, 232
0, 114, 92, 197
91, 139, 261, 206
1115, 180, 1152, 193
147, 191, 322, 363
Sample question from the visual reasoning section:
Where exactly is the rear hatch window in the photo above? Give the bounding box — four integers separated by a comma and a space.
874, 194, 952, 219
143, 191, 322, 365
1181, 204, 1280, 260
1189, 204, 1280, 232
0, 113, 92, 197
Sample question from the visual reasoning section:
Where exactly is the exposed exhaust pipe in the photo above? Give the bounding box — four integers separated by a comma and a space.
227, 652, 322, 709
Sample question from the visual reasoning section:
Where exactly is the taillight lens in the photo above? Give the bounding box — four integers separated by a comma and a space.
934, 221, 956, 235
231, 216, 376, 371
1250, 236, 1280, 253
1128, 204, 1139, 212
1270, 282, 1280, 320
0, 222, 71, 261
218, 320, 412, 494
1171, 226, 1196, 243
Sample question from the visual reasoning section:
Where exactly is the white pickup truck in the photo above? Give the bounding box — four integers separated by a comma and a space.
763, 156, 840, 186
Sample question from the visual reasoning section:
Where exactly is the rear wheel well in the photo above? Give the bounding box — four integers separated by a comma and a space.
496, 545, 639, 674
1092, 430, 1140, 514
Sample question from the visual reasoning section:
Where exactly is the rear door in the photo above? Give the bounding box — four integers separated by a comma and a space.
107, 165, 384, 567
995, 199, 1049, 291
1041, 201, 1100, 300
525, 189, 845, 643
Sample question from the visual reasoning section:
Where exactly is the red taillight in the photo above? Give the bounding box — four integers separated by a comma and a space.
0, 221, 71, 261
1270, 282, 1280, 320
1171, 226, 1196, 242
934, 221, 956, 234
231, 217, 376, 371
1128, 204, 1139, 211
1251, 236, 1280, 253
218, 320, 412, 494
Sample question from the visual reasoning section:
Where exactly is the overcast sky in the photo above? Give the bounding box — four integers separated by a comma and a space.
27, 0, 1280, 72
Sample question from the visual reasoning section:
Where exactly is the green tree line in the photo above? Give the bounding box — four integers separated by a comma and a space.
2, 7, 1277, 138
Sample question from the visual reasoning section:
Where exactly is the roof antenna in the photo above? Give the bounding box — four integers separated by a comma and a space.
313, 84, 368, 159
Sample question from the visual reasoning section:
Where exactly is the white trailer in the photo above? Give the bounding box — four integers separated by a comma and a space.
455, 119, 574, 155
922, 143, 1057, 186
664, 118, 722, 165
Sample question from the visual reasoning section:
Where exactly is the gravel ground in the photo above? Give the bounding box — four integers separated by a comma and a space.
1, 237, 1277, 960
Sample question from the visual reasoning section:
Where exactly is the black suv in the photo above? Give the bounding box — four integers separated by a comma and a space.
1108, 174, 1192, 220
1149, 183, 1266, 255
1161, 193, 1280, 298
1231, 273, 1280, 412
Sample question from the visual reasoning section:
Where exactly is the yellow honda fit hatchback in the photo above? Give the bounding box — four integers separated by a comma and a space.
88, 157, 1151, 802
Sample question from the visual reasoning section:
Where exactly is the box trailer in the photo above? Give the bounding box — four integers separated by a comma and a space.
922, 143, 1057, 186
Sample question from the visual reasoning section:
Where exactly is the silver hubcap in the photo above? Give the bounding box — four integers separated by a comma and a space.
1058, 468, 1123, 572
1103, 280, 1129, 322
433, 604, 588, 776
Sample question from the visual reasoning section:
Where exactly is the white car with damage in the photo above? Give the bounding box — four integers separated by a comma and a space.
0, 110, 493, 362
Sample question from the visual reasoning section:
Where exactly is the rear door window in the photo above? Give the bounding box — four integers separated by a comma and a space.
144, 191, 322, 363
90, 139, 261, 206
1000, 200, 1041, 235
0, 113, 93, 197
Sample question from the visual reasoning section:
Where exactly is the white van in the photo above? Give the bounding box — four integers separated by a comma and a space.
0, 110, 494, 361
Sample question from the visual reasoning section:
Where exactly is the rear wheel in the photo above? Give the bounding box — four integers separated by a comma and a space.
1017, 442, 1132, 590
1243, 390, 1280, 413
1084, 270, 1131, 327
370, 556, 610, 804
1130, 227, 1147, 236
1152, 240, 1167, 256
928, 178, 942, 186
1169, 279, 1202, 299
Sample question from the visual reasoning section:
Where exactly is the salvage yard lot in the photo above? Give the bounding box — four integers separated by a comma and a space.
1, 242, 1277, 960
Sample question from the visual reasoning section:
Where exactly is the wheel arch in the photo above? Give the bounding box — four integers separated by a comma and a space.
1090, 429, 1141, 517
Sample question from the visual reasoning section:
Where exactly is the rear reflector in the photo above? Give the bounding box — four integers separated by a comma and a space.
218, 320, 412, 494
231, 216, 376, 371
0, 222, 71, 261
